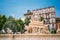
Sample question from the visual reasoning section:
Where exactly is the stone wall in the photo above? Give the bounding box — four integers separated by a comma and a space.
0, 34, 60, 40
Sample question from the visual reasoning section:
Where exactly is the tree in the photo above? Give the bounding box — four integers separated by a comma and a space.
2, 16, 25, 34
2, 16, 17, 33
0, 15, 3, 32
25, 17, 30, 26
15, 19, 25, 33
3, 19, 22, 34
39, 17, 44, 21
7, 16, 15, 21
0, 15, 7, 33
51, 29, 56, 34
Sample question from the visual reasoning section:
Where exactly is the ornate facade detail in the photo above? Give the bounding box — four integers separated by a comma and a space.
25, 12, 50, 34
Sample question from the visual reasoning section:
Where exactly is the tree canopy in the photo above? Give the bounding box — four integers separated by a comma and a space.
25, 17, 30, 26
0, 15, 7, 31
0, 14, 25, 34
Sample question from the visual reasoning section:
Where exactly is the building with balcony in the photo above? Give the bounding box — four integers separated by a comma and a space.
24, 6, 56, 32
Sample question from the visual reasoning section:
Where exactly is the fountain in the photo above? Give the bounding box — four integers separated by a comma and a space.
25, 12, 50, 34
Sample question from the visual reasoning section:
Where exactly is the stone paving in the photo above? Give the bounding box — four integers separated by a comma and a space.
0, 34, 60, 40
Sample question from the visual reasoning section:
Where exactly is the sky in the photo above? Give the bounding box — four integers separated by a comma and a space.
0, 0, 60, 19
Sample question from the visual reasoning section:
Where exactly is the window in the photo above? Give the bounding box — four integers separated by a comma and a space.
50, 19, 52, 23
52, 18, 55, 23
49, 14, 51, 18
50, 7, 55, 12
45, 9, 48, 13
43, 14, 46, 18
51, 8, 55, 12
47, 19, 50, 23
51, 13, 55, 18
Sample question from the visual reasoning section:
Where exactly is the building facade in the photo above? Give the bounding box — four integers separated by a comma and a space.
24, 6, 56, 32
56, 18, 60, 33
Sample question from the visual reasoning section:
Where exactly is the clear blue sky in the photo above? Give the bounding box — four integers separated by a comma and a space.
0, 0, 60, 18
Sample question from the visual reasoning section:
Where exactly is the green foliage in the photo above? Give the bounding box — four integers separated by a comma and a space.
0, 15, 7, 31
25, 17, 30, 26
15, 19, 25, 33
51, 29, 56, 34
3, 18, 25, 34
39, 17, 44, 21
0, 15, 25, 34
7, 16, 15, 21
